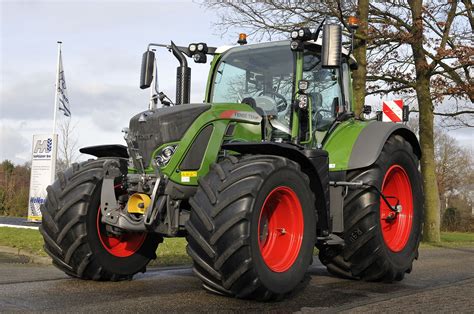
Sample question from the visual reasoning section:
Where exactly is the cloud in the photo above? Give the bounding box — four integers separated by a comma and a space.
447, 128, 474, 151
1, 72, 56, 120
0, 1, 221, 165
0, 123, 30, 164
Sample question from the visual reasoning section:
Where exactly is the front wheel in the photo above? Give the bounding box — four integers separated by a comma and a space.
318, 135, 423, 281
40, 159, 160, 280
186, 155, 316, 300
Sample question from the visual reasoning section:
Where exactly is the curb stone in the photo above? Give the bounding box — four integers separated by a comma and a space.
0, 245, 51, 265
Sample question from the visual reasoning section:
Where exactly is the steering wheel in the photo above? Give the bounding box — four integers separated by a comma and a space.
259, 91, 288, 112
315, 108, 333, 116
314, 108, 334, 131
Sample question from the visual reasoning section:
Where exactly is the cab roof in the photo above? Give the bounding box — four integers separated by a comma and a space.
215, 38, 355, 62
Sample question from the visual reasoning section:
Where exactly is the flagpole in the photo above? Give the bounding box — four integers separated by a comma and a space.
53, 41, 62, 135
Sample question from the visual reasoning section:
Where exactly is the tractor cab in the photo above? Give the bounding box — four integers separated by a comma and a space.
207, 38, 355, 147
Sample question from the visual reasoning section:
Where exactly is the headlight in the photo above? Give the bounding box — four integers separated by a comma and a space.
155, 145, 177, 167
298, 94, 308, 109
162, 146, 174, 158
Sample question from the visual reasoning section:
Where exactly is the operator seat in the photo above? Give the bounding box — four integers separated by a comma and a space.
241, 97, 265, 117
241, 97, 273, 140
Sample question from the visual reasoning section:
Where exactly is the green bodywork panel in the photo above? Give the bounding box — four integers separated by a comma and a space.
322, 119, 369, 171
155, 103, 261, 185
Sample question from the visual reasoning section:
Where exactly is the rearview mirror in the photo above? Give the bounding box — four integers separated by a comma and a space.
140, 50, 155, 89
322, 24, 342, 68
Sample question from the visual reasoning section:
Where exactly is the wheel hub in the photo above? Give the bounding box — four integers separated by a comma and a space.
258, 186, 304, 272
380, 165, 414, 252
96, 186, 147, 258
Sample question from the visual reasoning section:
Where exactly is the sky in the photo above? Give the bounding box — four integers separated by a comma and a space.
0, 0, 472, 165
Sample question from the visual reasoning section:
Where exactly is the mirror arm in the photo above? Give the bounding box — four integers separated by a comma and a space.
147, 42, 217, 57
149, 55, 159, 111
312, 17, 326, 41
348, 29, 355, 56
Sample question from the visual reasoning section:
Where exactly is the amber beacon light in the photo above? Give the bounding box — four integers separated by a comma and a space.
238, 33, 248, 45
348, 16, 360, 30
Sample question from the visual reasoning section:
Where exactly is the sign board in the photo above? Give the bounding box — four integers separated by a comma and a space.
382, 99, 404, 123
27, 134, 58, 222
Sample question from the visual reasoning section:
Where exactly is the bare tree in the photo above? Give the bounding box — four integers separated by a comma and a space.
56, 118, 79, 173
367, 0, 472, 241
435, 129, 473, 211
366, 1, 473, 127
0, 160, 30, 216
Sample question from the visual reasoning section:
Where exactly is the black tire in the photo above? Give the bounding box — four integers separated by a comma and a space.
40, 158, 160, 281
186, 155, 316, 300
318, 135, 423, 281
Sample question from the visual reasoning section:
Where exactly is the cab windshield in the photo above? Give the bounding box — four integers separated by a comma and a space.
211, 41, 295, 132
211, 41, 345, 141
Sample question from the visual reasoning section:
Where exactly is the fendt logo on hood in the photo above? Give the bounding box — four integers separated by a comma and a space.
220, 110, 262, 124
33, 138, 53, 159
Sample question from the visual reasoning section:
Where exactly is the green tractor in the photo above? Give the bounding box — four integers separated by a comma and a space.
40, 22, 423, 300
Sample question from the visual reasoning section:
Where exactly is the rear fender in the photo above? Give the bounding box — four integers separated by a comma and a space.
323, 120, 421, 171
348, 121, 421, 169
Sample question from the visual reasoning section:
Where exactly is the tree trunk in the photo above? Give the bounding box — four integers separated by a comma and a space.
352, 0, 369, 115
408, 0, 441, 242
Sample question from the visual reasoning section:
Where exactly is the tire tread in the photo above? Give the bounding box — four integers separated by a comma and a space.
40, 159, 155, 281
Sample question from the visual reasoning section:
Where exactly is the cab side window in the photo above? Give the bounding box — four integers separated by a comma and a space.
303, 51, 342, 131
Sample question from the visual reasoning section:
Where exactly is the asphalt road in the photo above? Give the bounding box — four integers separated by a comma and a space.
1, 247, 473, 313
0, 216, 40, 229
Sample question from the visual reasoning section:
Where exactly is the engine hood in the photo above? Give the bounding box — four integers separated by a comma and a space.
128, 103, 211, 168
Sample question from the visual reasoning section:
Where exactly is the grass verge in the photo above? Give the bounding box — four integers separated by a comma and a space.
421, 231, 474, 248
1, 227, 472, 265
0, 227, 190, 266
0, 227, 47, 257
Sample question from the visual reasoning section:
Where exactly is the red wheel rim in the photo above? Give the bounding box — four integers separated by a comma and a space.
96, 187, 147, 258
380, 165, 414, 252
258, 186, 304, 272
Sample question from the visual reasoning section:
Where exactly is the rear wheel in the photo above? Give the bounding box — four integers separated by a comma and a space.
318, 135, 423, 281
186, 155, 316, 300
40, 159, 160, 280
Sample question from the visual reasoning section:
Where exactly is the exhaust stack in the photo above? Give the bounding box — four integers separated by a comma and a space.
170, 41, 191, 105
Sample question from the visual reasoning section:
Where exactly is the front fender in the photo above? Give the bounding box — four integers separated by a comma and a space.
79, 144, 129, 159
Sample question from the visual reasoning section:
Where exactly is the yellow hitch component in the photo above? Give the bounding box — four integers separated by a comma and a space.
127, 193, 151, 215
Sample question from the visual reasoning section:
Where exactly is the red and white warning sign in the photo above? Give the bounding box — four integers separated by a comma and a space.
382, 99, 404, 122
